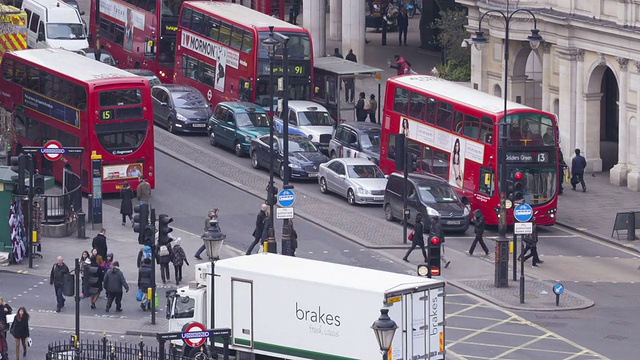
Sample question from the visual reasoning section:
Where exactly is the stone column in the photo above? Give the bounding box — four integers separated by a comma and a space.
329, 0, 342, 41
541, 43, 552, 112
303, 0, 326, 60
341, 0, 366, 63
575, 49, 585, 152
628, 61, 640, 191
610, 57, 629, 186
556, 47, 577, 157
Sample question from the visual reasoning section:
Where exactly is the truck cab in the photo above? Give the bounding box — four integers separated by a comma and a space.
167, 263, 209, 348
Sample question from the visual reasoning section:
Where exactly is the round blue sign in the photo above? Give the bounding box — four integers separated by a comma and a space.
553, 283, 564, 295
513, 203, 533, 222
277, 189, 296, 207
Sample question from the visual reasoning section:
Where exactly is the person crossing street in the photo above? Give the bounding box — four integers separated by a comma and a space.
50, 256, 70, 312
468, 209, 490, 256
103, 261, 129, 312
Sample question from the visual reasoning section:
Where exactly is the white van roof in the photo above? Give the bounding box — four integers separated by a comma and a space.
23, 0, 81, 22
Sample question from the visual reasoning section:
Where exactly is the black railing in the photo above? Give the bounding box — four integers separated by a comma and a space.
40, 172, 82, 225
46, 337, 191, 360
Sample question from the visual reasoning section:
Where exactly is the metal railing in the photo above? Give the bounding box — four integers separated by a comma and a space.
40, 172, 82, 225
46, 337, 191, 360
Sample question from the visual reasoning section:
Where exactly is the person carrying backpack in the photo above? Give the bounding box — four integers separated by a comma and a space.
157, 243, 173, 284
171, 238, 189, 285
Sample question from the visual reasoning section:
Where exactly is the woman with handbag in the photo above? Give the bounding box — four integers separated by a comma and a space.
10, 307, 29, 359
403, 213, 427, 263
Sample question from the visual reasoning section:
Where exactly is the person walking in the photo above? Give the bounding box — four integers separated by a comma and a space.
355, 92, 368, 121
0, 296, 11, 354
120, 181, 134, 226
388, 55, 410, 75
195, 209, 219, 259
558, 148, 566, 195
571, 148, 587, 192
137, 257, 154, 311
92, 228, 108, 260
403, 213, 427, 263
84, 255, 104, 309
468, 209, 490, 256
157, 242, 173, 284
171, 238, 189, 285
0, 321, 7, 360
368, 94, 378, 123
137, 245, 152, 268
430, 216, 450, 268
50, 256, 70, 312
519, 222, 543, 267
9, 307, 29, 359
103, 261, 129, 312
136, 176, 151, 205
397, 7, 409, 46
246, 204, 268, 255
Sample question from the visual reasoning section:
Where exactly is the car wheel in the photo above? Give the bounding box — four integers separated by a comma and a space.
251, 151, 260, 169
234, 141, 243, 157
384, 204, 395, 221
167, 118, 176, 134
347, 189, 356, 205
320, 177, 328, 193
209, 130, 217, 146
279, 164, 286, 180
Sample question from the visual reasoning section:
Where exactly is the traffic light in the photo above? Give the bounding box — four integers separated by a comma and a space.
33, 171, 45, 195
512, 169, 525, 201
394, 134, 405, 171
158, 214, 173, 246
266, 185, 278, 206
10, 154, 26, 195
427, 236, 441, 277
143, 224, 155, 246
134, 204, 149, 244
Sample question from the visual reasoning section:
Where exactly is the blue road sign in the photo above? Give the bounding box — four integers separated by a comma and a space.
553, 283, 564, 295
277, 189, 296, 207
513, 203, 533, 222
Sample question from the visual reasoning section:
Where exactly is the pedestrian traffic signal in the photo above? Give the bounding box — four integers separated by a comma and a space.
512, 170, 525, 201
33, 171, 45, 195
427, 236, 441, 277
158, 214, 173, 245
267, 185, 278, 206
10, 154, 26, 195
134, 204, 149, 244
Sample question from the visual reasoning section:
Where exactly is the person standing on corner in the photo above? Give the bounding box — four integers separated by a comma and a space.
519, 222, 543, 267
92, 228, 108, 260
430, 216, 451, 268
157, 242, 173, 284
381, 0, 390, 46
171, 238, 189, 285
468, 209, 490, 256
136, 175, 151, 205
332, 48, 343, 58
368, 94, 378, 123
50, 256, 70, 312
571, 148, 587, 192
120, 181, 134, 226
102, 261, 129, 313
397, 7, 409, 46
355, 92, 368, 121
403, 213, 427, 263
246, 204, 268, 255
10, 307, 29, 359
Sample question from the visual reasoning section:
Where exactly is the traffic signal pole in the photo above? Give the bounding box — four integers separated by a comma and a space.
150, 208, 157, 325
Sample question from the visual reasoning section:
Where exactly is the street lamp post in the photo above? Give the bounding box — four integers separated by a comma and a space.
202, 218, 225, 356
467, 5, 543, 239
371, 308, 398, 360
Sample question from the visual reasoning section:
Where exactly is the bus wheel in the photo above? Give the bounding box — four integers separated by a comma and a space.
384, 204, 395, 221
234, 141, 243, 157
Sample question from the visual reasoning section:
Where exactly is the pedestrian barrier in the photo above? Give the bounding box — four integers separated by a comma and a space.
611, 211, 640, 241
45, 336, 192, 360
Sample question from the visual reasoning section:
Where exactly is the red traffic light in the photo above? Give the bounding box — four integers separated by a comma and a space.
430, 237, 440, 245
514, 171, 523, 180
430, 266, 440, 276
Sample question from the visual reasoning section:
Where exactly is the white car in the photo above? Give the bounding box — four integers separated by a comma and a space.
318, 158, 388, 205
274, 101, 334, 154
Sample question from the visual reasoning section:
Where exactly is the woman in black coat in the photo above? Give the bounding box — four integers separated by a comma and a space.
403, 213, 427, 263
10, 307, 29, 359
120, 181, 134, 226
83, 255, 104, 309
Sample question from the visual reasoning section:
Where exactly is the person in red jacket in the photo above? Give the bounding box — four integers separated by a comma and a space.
388, 55, 410, 75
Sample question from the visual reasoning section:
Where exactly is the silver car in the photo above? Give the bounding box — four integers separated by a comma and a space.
318, 158, 388, 205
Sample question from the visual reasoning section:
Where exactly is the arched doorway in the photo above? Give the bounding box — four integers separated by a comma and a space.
600, 67, 619, 171
493, 84, 501, 97
511, 48, 542, 109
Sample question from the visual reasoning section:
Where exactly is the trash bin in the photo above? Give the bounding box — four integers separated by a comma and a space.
494, 238, 509, 288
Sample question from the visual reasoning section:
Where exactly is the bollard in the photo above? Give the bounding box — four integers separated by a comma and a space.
77, 212, 86, 239
87, 194, 93, 224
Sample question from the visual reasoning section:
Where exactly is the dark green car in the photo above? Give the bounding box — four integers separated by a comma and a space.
207, 102, 271, 157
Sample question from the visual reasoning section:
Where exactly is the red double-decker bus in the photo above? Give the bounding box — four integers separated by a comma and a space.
0, 48, 155, 194
380, 75, 559, 226
174, 2, 313, 108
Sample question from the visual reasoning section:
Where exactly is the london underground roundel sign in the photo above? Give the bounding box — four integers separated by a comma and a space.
181, 322, 209, 348
41, 140, 65, 161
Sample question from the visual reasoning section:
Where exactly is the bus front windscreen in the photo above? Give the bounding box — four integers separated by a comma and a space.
520, 167, 557, 205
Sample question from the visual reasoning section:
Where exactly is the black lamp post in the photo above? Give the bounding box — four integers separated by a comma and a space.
467, 5, 543, 238
371, 309, 398, 360
202, 218, 225, 354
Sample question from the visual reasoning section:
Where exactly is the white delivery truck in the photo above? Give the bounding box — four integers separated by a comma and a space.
167, 254, 446, 359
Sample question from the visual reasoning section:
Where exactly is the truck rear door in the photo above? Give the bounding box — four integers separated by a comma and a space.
231, 279, 253, 348
398, 285, 445, 360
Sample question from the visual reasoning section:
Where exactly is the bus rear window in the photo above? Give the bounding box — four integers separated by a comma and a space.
100, 89, 142, 107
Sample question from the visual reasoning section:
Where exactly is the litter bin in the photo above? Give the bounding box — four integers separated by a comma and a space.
494, 238, 509, 287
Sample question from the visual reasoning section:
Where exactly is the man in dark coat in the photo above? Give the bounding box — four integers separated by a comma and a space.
558, 148, 567, 195
246, 204, 268, 255
403, 213, 427, 262
103, 261, 129, 312
92, 228, 108, 260
469, 209, 490, 256
138, 258, 154, 311
355, 92, 368, 121
0, 296, 11, 352
120, 181, 134, 226
157, 243, 173, 284
430, 216, 450, 268
519, 223, 543, 267
50, 256, 70, 312
397, 7, 409, 46
571, 148, 587, 192
332, 48, 343, 58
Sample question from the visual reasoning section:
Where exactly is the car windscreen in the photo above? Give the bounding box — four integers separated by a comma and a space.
347, 165, 385, 179
298, 111, 333, 126
360, 131, 381, 150
171, 91, 208, 109
47, 23, 86, 40
287, 138, 318, 152
417, 182, 460, 203
146, 76, 162, 87
237, 112, 269, 127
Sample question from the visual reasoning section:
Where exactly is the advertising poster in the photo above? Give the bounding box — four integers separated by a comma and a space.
103, 163, 143, 180
214, 47, 228, 92
449, 137, 466, 189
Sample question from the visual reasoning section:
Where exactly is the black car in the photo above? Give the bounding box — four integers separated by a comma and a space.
152, 85, 212, 133
250, 134, 330, 180
329, 122, 381, 164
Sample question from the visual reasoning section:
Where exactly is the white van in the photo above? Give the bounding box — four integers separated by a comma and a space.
22, 0, 88, 51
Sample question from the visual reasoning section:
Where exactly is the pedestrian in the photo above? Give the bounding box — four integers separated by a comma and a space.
136, 175, 151, 205
120, 181, 134, 226
0, 296, 11, 354
430, 216, 450, 268
79, 250, 90, 277
403, 213, 427, 263
137, 245, 152, 268
519, 222, 543, 267
49, 256, 70, 312
260, 211, 272, 252
397, 7, 409, 46
103, 261, 129, 312
137, 257, 154, 311
559, 148, 566, 195
388, 55, 410, 75
468, 209, 490, 256
157, 242, 172, 284
171, 237, 189, 285
246, 204, 268, 255
571, 148, 587, 192
0, 321, 7, 360
381, 0, 390, 45
92, 228, 108, 260
9, 307, 29, 360
345, 49, 357, 62
104, 253, 115, 270
289, 0, 300, 24
332, 47, 343, 58
195, 209, 219, 260
355, 92, 368, 121
83, 255, 104, 309
368, 94, 378, 123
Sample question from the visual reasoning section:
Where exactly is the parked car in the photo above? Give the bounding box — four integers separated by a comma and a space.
76, 47, 116, 66
125, 69, 162, 87
273, 101, 334, 155
329, 122, 381, 164
384, 172, 470, 232
250, 134, 330, 180
151, 85, 212, 134
208, 102, 270, 156
318, 158, 387, 205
